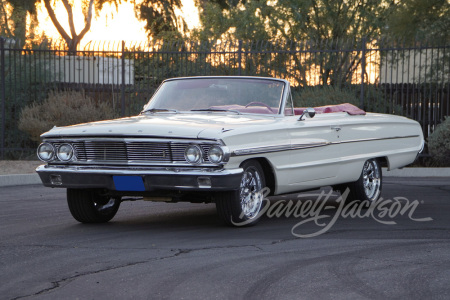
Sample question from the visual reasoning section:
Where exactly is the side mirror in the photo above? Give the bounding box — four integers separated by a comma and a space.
298, 107, 316, 121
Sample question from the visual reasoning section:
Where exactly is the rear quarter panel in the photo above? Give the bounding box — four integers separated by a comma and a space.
329, 112, 424, 184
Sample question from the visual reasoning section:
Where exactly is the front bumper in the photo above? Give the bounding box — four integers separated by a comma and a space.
36, 165, 243, 192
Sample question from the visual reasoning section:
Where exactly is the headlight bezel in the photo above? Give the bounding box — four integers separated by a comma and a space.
207, 145, 225, 164
184, 144, 203, 164
56, 143, 75, 162
37, 142, 56, 162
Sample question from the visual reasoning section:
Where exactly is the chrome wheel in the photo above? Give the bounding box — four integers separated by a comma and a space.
362, 159, 381, 201
239, 166, 263, 219
334, 158, 383, 203
215, 160, 266, 226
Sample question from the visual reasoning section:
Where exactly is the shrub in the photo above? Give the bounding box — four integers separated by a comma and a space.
19, 90, 117, 142
428, 117, 450, 167
292, 86, 359, 108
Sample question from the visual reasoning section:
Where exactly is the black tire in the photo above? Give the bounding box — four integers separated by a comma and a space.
215, 160, 266, 226
335, 158, 382, 203
67, 189, 121, 223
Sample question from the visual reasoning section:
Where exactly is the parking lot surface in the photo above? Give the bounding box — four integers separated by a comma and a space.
1, 177, 449, 299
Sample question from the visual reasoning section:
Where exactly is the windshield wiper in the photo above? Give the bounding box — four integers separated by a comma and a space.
190, 108, 241, 115
142, 108, 179, 114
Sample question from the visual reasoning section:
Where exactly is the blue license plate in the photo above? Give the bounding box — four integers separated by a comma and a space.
113, 176, 145, 191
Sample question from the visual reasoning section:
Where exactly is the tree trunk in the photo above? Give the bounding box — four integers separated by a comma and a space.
10, 6, 27, 47
43, 0, 94, 55
67, 38, 79, 56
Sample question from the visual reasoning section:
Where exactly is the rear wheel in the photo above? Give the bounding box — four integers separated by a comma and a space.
336, 159, 382, 203
67, 189, 121, 223
216, 160, 266, 226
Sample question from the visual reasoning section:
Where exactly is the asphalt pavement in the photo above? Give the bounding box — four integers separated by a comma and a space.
1, 177, 449, 299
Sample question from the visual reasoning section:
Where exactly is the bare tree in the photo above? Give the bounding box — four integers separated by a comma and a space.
43, 0, 94, 54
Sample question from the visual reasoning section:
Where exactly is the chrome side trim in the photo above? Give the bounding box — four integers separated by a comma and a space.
291, 142, 330, 150
232, 145, 289, 156
231, 135, 421, 156
332, 135, 421, 145
232, 142, 329, 156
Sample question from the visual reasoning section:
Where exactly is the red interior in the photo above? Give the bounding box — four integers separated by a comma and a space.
211, 103, 366, 115
293, 103, 366, 116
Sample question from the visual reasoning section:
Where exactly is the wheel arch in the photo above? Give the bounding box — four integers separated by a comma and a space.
239, 157, 276, 196
377, 156, 389, 169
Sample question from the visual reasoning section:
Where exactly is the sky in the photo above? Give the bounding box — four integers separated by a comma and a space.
34, 0, 200, 46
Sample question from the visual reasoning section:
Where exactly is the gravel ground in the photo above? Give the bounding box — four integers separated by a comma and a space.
0, 161, 42, 175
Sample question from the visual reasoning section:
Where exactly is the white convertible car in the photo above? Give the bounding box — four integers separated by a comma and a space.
36, 76, 424, 226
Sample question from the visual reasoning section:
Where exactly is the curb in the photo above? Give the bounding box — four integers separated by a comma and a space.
0, 174, 41, 187
383, 168, 450, 177
1, 168, 449, 187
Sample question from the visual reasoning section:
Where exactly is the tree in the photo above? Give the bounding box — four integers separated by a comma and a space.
42, 0, 186, 52
43, 0, 95, 54
194, 0, 395, 41
1, 0, 39, 46
134, 0, 186, 39
386, 0, 450, 43
193, 0, 396, 86
42, 0, 127, 54
0, 1, 13, 37
192, 0, 272, 40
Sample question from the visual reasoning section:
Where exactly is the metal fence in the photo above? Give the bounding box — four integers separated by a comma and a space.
1, 38, 449, 159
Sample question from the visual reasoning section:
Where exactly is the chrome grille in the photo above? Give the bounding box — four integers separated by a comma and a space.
171, 143, 189, 162
84, 141, 127, 161
51, 139, 214, 164
127, 142, 171, 162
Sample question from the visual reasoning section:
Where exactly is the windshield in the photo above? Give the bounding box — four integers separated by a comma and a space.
143, 77, 286, 115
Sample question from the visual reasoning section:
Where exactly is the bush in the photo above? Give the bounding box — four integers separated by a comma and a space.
428, 117, 450, 167
19, 90, 117, 142
293, 86, 359, 107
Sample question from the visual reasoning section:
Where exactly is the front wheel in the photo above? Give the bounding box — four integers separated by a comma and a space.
215, 160, 266, 226
336, 159, 382, 203
67, 189, 121, 223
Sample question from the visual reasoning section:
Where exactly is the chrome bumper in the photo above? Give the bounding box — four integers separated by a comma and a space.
36, 165, 243, 192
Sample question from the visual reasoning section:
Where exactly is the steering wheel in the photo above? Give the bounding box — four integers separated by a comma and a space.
245, 102, 275, 113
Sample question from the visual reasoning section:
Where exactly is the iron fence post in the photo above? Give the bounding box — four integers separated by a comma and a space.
1, 38, 5, 159
121, 40, 125, 116
238, 40, 242, 75
360, 37, 366, 109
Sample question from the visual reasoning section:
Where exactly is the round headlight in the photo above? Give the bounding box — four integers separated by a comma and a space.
57, 143, 74, 161
208, 145, 224, 164
37, 143, 55, 162
185, 145, 202, 164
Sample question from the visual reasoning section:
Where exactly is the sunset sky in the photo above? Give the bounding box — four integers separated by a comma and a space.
33, 0, 200, 46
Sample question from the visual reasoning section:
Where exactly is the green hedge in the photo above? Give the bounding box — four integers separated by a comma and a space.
428, 117, 450, 167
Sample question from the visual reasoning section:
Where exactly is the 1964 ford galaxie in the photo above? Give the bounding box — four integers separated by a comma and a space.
36, 76, 424, 226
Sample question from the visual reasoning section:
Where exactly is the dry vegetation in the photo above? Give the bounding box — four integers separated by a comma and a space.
19, 90, 117, 142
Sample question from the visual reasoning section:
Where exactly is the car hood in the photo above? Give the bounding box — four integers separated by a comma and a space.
41, 113, 280, 139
